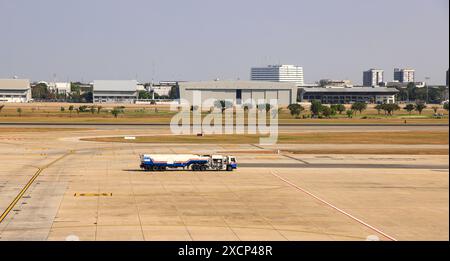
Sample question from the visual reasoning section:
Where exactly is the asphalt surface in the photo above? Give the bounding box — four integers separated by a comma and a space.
239, 163, 449, 170
1, 122, 448, 126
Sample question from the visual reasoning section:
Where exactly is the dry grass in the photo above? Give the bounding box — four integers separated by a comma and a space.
82, 131, 449, 145
0, 102, 448, 124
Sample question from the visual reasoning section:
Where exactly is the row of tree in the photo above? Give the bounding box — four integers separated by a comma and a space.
31, 83, 93, 103
286, 101, 449, 119
395, 83, 448, 103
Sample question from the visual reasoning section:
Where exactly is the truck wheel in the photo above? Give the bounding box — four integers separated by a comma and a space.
226, 165, 233, 171
192, 165, 198, 171
200, 165, 207, 171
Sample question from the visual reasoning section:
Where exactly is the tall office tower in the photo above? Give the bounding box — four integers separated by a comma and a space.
363, 69, 384, 87
394, 68, 415, 83
446, 69, 449, 87
251, 65, 304, 86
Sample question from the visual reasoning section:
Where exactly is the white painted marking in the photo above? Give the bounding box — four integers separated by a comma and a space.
270, 170, 398, 241
366, 235, 380, 241
65, 234, 80, 241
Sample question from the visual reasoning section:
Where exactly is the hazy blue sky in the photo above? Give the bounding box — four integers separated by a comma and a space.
0, 0, 448, 84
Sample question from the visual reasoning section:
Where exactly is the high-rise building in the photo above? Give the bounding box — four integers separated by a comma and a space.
363, 69, 384, 87
394, 68, 415, 83
251, 65, 304, 86
446, 69, 449, 87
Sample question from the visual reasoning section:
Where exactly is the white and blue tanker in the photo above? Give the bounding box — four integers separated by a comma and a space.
140, 154, 237, 171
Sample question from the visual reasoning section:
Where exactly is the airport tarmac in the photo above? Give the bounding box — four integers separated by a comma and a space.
0, 125, 448, 241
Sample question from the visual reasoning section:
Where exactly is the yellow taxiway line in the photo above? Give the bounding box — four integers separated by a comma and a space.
0, 151, 73, 223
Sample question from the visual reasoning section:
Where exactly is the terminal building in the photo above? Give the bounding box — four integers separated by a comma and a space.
0, 79, 32, 103
179, 81, 298, 106
300, 87, 399, 104
93, 80, 138, 103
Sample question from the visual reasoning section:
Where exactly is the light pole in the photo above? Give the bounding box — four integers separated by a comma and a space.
425, 77, 430, 104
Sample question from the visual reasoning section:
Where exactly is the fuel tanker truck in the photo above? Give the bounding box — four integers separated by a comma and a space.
140, 154, 237, 172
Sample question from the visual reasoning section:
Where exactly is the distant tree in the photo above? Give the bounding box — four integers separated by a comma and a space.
97, 106, 103, 114
81, 91, 93, 103
374, 104, 383, 115
444, 102, 449, 111
390, 104, 401, 115
78, 105, 88, 112
60, 106, 65, 112
168, 85, 180, 99
287, 104, 304, 118
414, 101, 427, 115
346, 110, 354, 118
310, 100, 323, 117
138, 90, 152, 99
404, 104, 415, 115
214, 100, 233, 113
330, 106, 337, 116
17, 108, 22, 117
31, 83, 50, 99
68, 105, 74, 117
70, 82, 81, 93
351, 102, 367, 114
111, 107, 124, 118
90, 106, 96, 114
396, 88, 409, 102
334, 104, 346, 114
431, 106, 439, 114
382, 103, 400, 116
321, 106, 333, 118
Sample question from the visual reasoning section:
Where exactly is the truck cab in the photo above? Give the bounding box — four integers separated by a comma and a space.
226, 156, 237, 171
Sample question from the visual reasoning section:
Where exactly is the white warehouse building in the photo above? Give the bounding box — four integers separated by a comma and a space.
93, 80, 138, 103
179, 81, 298, 106
0, 79, 32, 103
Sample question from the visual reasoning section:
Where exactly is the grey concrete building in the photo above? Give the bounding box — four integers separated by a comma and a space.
179, 81, 297, 106
363, 69, 384, 87
300, 87, 399, 104
394, 68, 415, 83
0, 79, 32, 103
93, 80, 138, 103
